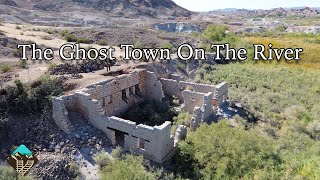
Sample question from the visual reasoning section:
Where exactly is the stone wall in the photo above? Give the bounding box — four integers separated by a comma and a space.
145, 71, 164, 102
52, 97, 73, 133
160, 78, 216, 102
182, 90, 206, 113
215, 82, 228, 106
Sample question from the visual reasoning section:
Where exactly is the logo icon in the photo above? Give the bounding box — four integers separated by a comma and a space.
6, 145, 38, 176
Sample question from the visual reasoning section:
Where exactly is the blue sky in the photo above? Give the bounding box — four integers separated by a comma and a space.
172, 0, 320, 11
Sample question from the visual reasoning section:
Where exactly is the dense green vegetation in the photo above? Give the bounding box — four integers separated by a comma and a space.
121, 100, 177, 126
168, 62, 320, 179
174, 121, 282, 179
100, 154, 159, 180
0, 76, 63, 119
0, 164, 33, 180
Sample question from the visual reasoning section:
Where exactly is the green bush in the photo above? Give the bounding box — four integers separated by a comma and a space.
175, 121, 281, 179
77, 38, 91, 44
0, 164, 16, 180
95, 151, 111, 168
0, 165, 33, 180
15, 25, 21, 30
160, 42, 174, 50
111, 146, 122, 159
0, 64, 12, 73
121, 100, 176, 126
19, 60, 28, 68
1, 77, 63, 115
60, 29, 69, 37
97, 40, 107, 46
134, 40, 143, 48
100, 155, 157, 180
65, 34, 78, 42
203, 25, 228, 41
45, 28, 54, 34
173, 111, 192, 127
68, 162, 81, 178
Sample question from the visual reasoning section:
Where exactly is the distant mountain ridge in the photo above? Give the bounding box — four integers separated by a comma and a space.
210, 7, 319, 17
0, 0, 192, 18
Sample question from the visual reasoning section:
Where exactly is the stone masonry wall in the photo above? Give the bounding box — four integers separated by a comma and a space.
145, 71, 164, 102
160, 78, 216, 102
215, 82, 228, 106
182, 90, 206, 114
52, 97, 73, 133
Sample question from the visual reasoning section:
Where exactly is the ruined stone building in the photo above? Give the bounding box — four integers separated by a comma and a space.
52, 69, 228, 163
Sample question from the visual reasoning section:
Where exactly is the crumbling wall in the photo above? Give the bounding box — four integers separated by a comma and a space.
160, 78, 216, 102
215, 82, 228, 106
160, 78, 182, 100
144, 71, 164, 102
182, 90, 206, 113
202, 92, 214, 120
52, 97, 74, 134
179, 81, 216, 94
190, 107, 202, 131
83, 70, 147, 116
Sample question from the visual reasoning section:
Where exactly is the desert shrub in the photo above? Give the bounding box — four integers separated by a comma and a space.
41, 35, 53, 40
160, 42, 174, 51
171, 111, 192, 134
0, 64, 12, 73
111, 146, 122, 159
0, 30, 5, 35
134, 40, 143, 48
60, 29, 69, 36
100, 154, 157, 180
68, 162, 81, 178
13, 48, 23, 58
121, 100, 176, 126
173, 111, 192, 127
2, 77, 63, 115
65, 34, 78, 42
77, 38, 91, 44
97, 40, 107, 46
0, 164, 16, 179
174, 121, 281, 179
15, 25, 21, 29
20, 32, 24, 35
0, 164, 33, 180
47, 63, 57, 71
94, 151, 111, 168
203, 25, 228, 41
19, 60, 28, 68
275, 25, 287, 32
276, 131, 320, 179
45, 28, 54, 34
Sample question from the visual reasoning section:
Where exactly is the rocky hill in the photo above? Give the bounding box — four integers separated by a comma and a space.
209, 7, 319, 18
1, 0, 192, 18
0, 0, 16, 7
257, 7, 319, 17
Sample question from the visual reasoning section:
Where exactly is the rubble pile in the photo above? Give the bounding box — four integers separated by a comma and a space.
49, 60, 116, 75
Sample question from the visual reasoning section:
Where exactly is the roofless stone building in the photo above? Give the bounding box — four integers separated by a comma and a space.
52, 69, 228, 163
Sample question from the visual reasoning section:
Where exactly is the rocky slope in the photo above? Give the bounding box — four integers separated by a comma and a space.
209, 7, 319, 17
1, 0, 192, 18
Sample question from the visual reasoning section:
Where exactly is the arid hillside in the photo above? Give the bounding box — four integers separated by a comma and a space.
4, 0, 192, 18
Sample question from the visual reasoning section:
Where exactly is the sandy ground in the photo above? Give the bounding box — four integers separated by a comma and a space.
0, 23, 145, 88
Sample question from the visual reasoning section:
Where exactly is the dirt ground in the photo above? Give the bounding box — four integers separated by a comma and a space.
0, 23, 148, 89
